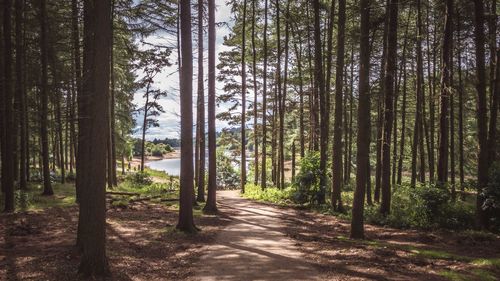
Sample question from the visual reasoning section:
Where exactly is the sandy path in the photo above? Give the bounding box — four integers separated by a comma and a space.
192, 190, 322, 281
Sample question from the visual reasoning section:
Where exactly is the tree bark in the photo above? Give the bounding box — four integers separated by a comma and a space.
241, 0, 248, 193
40, 0, 53, 196
437, 0, 453, 186
332, 0, 346, 212
204, 0, 217, 212
260, 0, 268, 189
196, 0, 206, 202
351, 0, 370, 239
313, 0, 327, 204
473, 0, 489, 228
2, 0, 15, 212
380, 0, 398, 215
177, 0, 198, 231
77, 0, 112, 275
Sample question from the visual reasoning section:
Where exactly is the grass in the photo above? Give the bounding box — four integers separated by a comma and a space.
0, 182, 77, 212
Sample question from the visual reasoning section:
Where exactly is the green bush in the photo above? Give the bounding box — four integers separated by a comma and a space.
292, 151, 325, 205
365, 184, 475, 230
126, 171, 153, 187
482, 162, 500, 229
216, 150, 239, 189
244, 183, 295, 205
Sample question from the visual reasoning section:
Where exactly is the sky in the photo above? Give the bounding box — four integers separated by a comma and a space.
132, 0, 234, 140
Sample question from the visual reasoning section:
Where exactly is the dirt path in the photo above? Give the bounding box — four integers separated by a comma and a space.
192, 190, 323, 281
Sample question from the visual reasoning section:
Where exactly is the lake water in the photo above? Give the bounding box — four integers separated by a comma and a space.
146, 158, 183, 176
145, 156, 252, 176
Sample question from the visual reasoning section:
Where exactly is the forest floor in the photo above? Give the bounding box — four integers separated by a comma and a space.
0, 185, 231, 281
1, 187, 499, 280
195, 190, 500, 281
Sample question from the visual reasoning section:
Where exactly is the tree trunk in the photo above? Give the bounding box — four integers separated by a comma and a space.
375, 3, 389, 203
380, 0, 398, 215
196, 0, 205, 202
473, 0, 489, 228
108, 0, 117, 187
2, 0, 15, 212
251, 0, 259, 185
351, 0, 370, 239
241, 0, 247, 193
40, 0, 53, 196
260, 0, 268, 190
177, 0, 198, 231
279, 0, 290, 189
457, 15, 465, 199
313, 0, 327, 204
332, 0, 346, 212
15, 0, 27, 190
77, 0, 112, 276
204, 0, 217, 212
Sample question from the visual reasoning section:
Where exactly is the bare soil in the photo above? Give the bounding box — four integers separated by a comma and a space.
2, 190, 498, 281
0, 199, 230, 280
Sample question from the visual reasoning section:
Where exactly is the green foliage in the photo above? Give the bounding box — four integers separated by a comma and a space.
126, 171, 154, 187
482, 162, 500, 228
216, 150, 239, 189
243, 184, 295, 205
364, 184, 475, 230
0, 183, 77, 212
292, 151, 325, 205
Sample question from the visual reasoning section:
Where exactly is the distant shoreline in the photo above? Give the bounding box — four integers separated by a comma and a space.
130, 150, 180, 168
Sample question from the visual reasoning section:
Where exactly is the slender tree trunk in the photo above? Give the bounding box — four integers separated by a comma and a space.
332, 0, 346, 212
177, 0, 197, 232
397, 53, 408, 185
77, 0, 112, 275
426, 4, 436, 183
140, 85, 150, 172
346, 44, 354, 185
313, 0, 327, 204
380, 0, 398, 215
279, 1, 290, 189
437, 0, 453, 186
473, 0, 489, 229
108, 0, 117, 187
251, 0, 259, 186
293, 36, 305, 159
40, 0, 53, 196
16, 0, 27, 190
241, 0, 248, 192
260, 0, 268, 189
71, 0, 81, 188
274, 0, 281, 189
457, 15, 465, 199
2, 0, 15, 212
375, 3, 389, 203
196, 0, 205, 202
351, 0, 371, 239
204, 0, 217, 212
411, 0, 425, 187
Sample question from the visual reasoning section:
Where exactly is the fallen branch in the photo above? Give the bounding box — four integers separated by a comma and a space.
106, 191, 140, 197
160, 198, 179, 202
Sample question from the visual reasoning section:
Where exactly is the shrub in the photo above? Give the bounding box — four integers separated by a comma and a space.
482, 162, 500, 229
216, 150, 239, 189
292, 151, 325, 205
126, 171, 153, 187
365, 184, 475, 230
244, 184, 295, 205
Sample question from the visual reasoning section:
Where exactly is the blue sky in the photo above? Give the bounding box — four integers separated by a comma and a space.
133, 0, 234, 140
